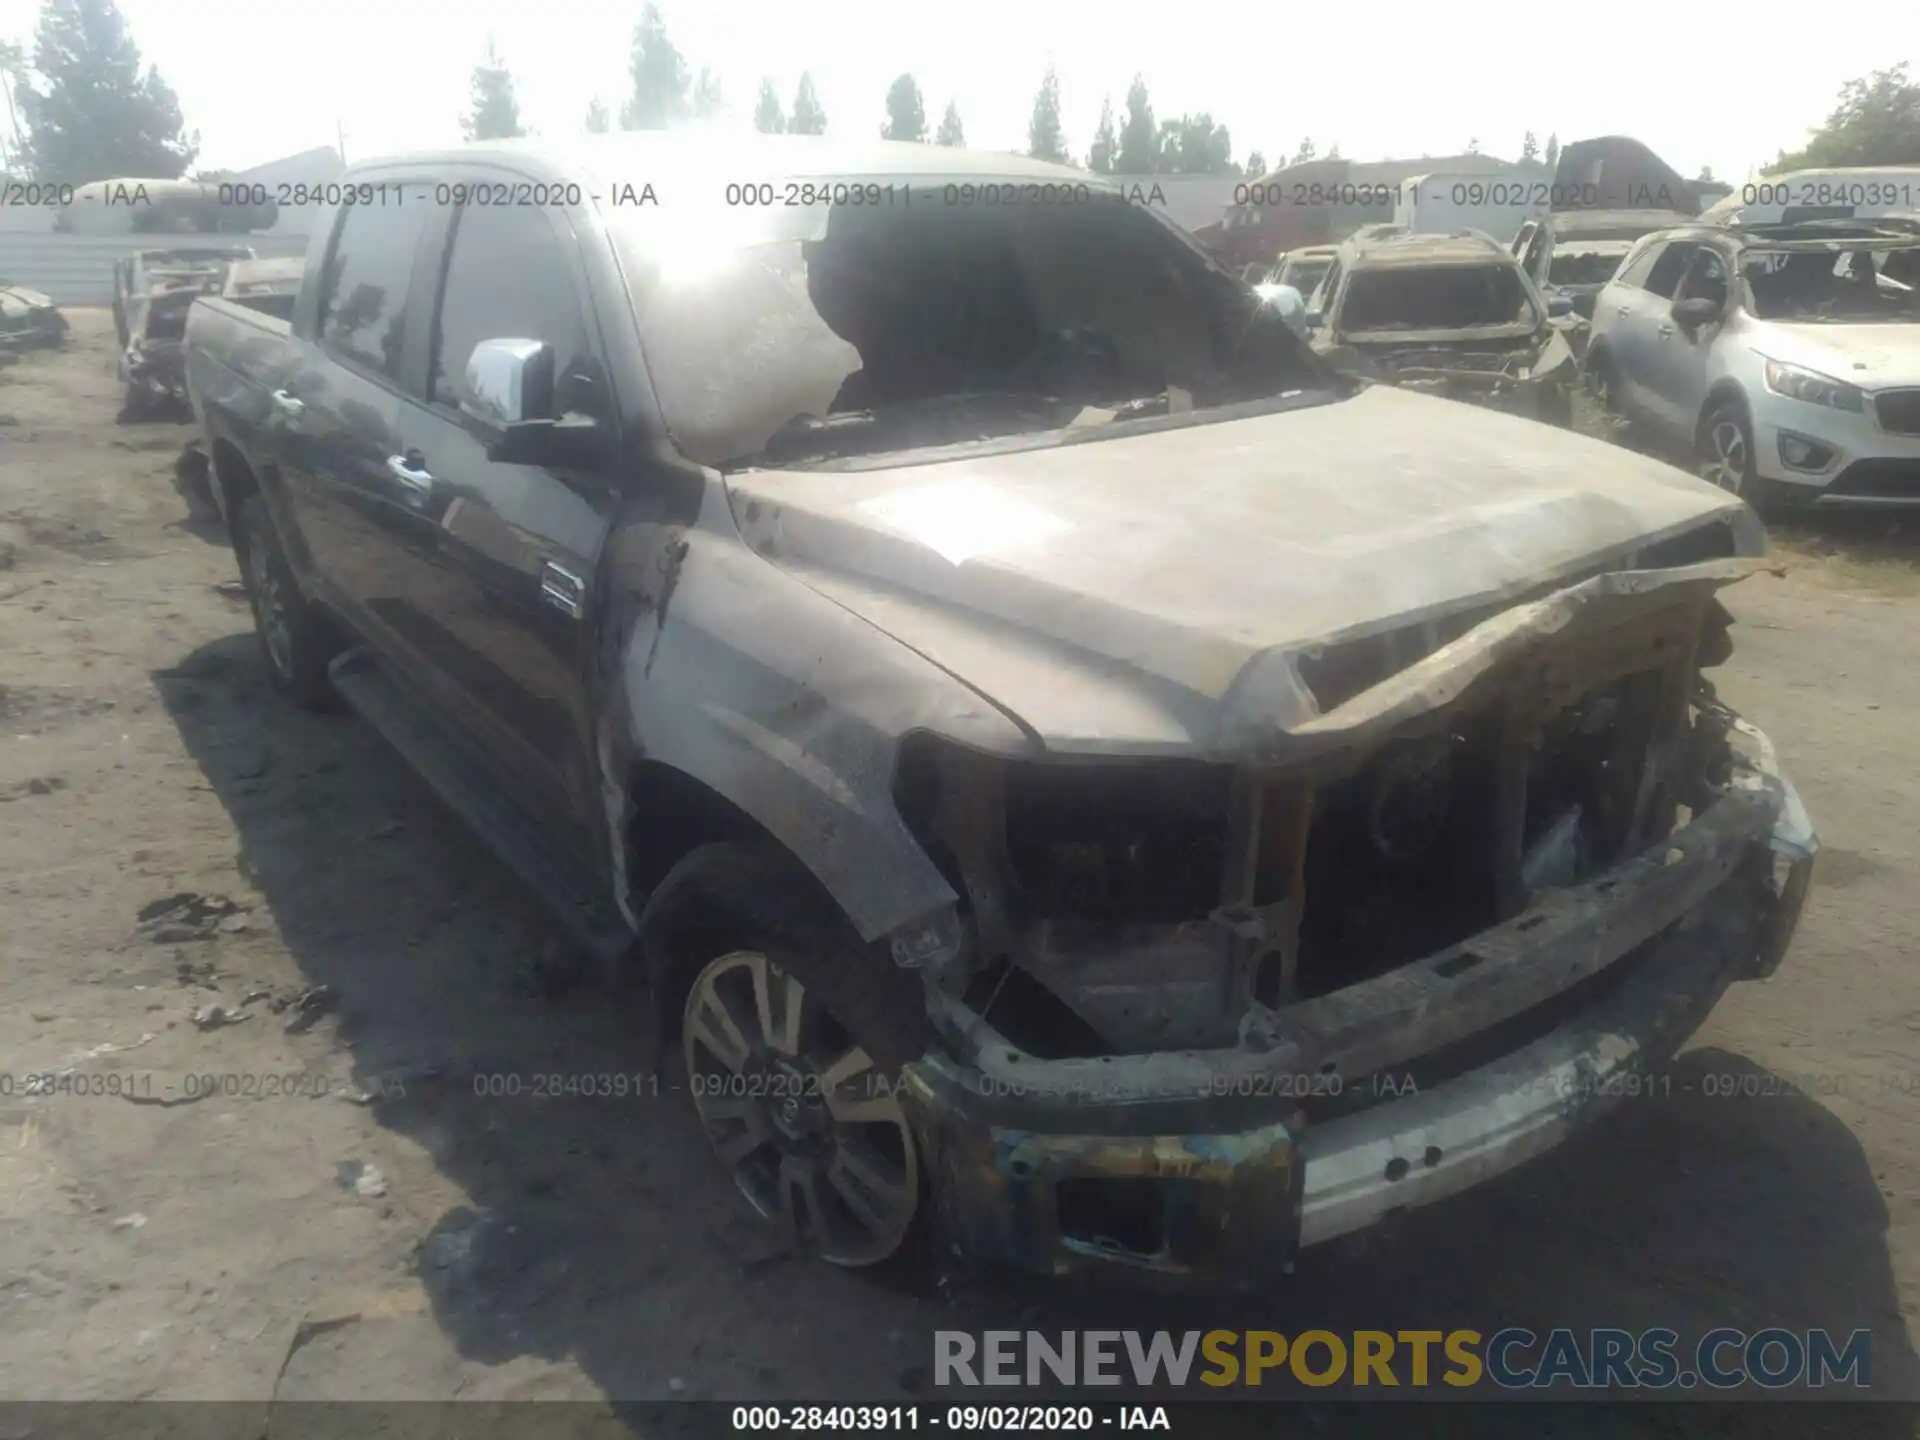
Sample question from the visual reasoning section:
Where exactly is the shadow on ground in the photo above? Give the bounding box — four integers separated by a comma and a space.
155, 632, 1918, 1432
163, 441, 229, 545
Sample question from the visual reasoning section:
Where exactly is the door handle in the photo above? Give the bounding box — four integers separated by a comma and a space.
386, 452, 434, 497
270, 388, 304, 420
539, 560, 586, 619
1656, 324, 1675, 338
1616, 306, 1631, 317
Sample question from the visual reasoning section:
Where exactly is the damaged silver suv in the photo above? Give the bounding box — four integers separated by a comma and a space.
188, 133, 1817, 1289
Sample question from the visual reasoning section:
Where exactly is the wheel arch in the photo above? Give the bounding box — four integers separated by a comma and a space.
1695, 379, 1752, 448
208, 436, 260, 544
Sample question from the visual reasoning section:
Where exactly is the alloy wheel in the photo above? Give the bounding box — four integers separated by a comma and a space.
1700, 416, 1748, 495
246, 537, 295, 679
683, 950, 919, 1266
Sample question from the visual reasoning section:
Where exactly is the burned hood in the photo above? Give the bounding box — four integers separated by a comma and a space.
724, 387, 1762, 757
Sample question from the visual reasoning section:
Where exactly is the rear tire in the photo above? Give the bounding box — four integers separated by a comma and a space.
1583, 345, 1621, 416
235, 495, 339, 710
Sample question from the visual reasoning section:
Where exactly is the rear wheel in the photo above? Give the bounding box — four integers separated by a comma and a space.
235, 495, 338, 709
1583, 346, 1621, 415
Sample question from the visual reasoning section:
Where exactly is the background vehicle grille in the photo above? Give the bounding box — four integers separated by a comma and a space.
1874, 389, 1920, 437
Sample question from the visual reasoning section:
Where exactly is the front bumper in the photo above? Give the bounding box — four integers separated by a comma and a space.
1751, 395, 1920, 505
902, 744, 1815, 1290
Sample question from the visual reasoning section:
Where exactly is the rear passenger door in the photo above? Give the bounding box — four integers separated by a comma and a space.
388, 188, 620, 844
282, 193, 437, 659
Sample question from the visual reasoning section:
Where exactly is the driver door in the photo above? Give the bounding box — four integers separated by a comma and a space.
1643, 244, 1730, 436
1605, 240, 1693, 431
388, 184, 622, 843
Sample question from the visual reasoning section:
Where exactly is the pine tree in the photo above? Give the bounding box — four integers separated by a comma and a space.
618, 2, 689, 130
1544, 132, 1560, 168
1027, 65, 1066, 163
935, 100, 964, 147
1521, 129, 1539, 162
881, 73, 926, 143
1087, 95, 1116, 173
15, 0, 197, 182
1114, 75, 1156, 174
584, 97, 610, 133
789, 72, 826, 135
1292, 136, 1316, 164
753, 78, 786, 134
690, 67, 722, 121
1244, 149, 1266, 177
461, 37, 524, 141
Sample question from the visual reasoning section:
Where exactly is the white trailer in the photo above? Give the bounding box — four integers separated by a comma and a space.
1393, 172, 1551, 245
1699, 167, 1920, 228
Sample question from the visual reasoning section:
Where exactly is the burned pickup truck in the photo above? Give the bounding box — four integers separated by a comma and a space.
114, 245, 256, 417
186, 133, 1815, 1288
1287, 229, 1578, 426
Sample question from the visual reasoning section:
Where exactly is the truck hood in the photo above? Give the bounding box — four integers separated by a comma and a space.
1759, 322, 1920, 387
723, 386, 1759, 757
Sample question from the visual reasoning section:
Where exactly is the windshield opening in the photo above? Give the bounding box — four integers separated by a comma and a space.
1340, 263, 1537, 333
1278, 258, 1332, 295
616, 183, 1327, 468
1743, 245, 1920, 322
1548, 245, 1631, 288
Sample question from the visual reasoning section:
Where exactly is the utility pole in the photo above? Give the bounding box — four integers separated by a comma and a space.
336, 120, 347, 166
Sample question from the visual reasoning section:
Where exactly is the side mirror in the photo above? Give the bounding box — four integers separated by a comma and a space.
1258, 283, 1308, 336
1546, 293, 1575, 319
1671, 297, 1724, 329
463, 337, 606, 467
464, 337, 552, 427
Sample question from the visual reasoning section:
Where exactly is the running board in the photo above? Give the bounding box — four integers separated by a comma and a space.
327, 647, 633, 968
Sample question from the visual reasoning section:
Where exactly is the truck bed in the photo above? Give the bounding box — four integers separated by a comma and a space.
184, 294, 299, 502
191, 293, 292, 341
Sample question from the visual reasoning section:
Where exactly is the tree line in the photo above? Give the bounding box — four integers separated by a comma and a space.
3, 0, 1918, 186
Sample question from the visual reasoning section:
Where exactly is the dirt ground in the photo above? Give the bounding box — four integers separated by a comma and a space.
1, 313, 1916, 1431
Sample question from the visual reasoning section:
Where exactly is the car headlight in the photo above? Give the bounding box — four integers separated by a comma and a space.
1762, 359, 1866, 412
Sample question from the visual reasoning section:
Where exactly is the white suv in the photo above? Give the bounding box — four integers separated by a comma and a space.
1583, 220, 1920, 509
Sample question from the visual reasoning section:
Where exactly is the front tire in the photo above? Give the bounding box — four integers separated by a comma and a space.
1697, 399, 1756, 500
659, 844, 931, 1270
235, 495, 338, 709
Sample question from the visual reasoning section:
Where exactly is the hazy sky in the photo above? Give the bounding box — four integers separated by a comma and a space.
2, 0, 1913, 181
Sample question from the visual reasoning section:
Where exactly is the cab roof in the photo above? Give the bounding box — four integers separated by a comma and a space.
348, 131, 1103, 190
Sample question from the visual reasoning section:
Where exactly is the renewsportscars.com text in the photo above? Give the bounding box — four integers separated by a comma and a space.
935, 1328, 1873, 1391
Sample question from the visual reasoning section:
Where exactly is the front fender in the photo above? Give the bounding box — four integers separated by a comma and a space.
597, 489, 1036, 944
